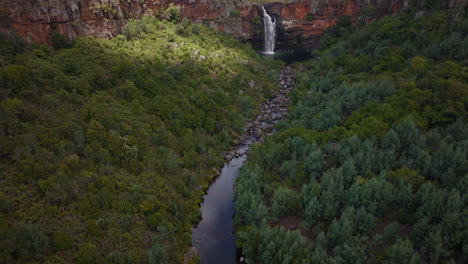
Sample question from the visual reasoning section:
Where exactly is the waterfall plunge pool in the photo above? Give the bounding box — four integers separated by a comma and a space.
260, 50, 312, 64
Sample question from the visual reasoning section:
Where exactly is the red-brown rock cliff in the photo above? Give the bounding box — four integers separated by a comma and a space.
0, 0, 465, 50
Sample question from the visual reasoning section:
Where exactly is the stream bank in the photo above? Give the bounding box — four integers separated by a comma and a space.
190, 66, 296, 264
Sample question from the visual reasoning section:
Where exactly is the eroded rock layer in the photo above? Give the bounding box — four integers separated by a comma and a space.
0, 0, 465, 49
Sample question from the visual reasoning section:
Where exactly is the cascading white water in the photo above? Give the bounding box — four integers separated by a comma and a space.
261, 6, 276, 54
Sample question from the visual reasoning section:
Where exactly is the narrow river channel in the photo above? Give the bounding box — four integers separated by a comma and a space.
191, 142, 250, 264
191, 66, 295, 264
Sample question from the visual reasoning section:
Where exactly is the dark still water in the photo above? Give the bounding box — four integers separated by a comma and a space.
260, 50, 312, 64
191, 143, 249, 264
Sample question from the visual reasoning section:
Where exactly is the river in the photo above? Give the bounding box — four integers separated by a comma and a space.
191, 142, 250, 264
191, 67, 295, 263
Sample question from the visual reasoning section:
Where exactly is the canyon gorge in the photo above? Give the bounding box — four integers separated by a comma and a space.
0, 1, 466, 263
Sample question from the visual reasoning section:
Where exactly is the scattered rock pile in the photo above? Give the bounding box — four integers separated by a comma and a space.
224, 66, 296, 162
248, 66, 296, 140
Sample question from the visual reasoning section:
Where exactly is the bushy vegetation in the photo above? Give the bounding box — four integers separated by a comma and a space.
0, 12, 280, 263
234, 8, 467, 264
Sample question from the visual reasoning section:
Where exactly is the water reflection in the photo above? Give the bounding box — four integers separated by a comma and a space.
191, 144, 249, 264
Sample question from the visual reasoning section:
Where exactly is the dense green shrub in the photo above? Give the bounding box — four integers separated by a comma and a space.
49, 31, 71, 49
75, 243, 98, 264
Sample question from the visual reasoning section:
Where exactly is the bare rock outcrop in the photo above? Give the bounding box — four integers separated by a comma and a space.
1, 0, 464, 49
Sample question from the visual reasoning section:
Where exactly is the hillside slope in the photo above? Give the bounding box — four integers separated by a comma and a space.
0, 13, 279, 263
234, 7, 467, 264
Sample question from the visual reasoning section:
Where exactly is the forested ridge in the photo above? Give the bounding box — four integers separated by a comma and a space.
0, 7, 281, 263
234, 7, 467, 264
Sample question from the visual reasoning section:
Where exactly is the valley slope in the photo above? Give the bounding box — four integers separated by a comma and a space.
0, 13, 280, 263
234, 6, 467, 264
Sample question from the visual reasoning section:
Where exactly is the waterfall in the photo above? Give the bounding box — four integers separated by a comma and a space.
261, 6, 276, 54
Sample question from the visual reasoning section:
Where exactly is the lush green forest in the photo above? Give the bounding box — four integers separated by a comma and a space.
0, 7, 281, 263
234, 7, 467, 264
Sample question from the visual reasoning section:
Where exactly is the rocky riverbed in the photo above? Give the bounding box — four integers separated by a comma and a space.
224, 66, 296, 162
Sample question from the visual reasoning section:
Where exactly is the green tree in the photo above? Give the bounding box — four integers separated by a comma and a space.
165, 3, 180, 23
393, 118, 418, 150
321, 190, 338, 220
382, 129, 400, 151
52, 230, 73, 250
383, 238, 420, 264
411, 217, 430, 249
304, 147, 323, 180
388, 167, 425, 189
270, 187, 295, 219
355, 207, 375, 235
49, 31, 71, 49
341, 158, 356, 187
14, 223, 49, 261
339, 214, 353, 243
305, 197, 322, 226
148, 242, 168, 264
279, 159, 298, 180
75, 243, 98, 264
326, 219, 342, 248
311, 245, 328, 264
356, 116, 389, 138
239, 225, 308, 264
334, 240, 366, 264
422, 231, 445, 264
410, 56, 428, 76
1, 64, 30, 91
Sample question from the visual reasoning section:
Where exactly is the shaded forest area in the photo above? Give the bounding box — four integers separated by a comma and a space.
0, 8, 281, 263
234, 7, 467, 264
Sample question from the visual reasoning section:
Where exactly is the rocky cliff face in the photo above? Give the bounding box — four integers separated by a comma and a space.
0, 0, 235, 43
0, 0, 465, 50
238, 0, 400, 50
